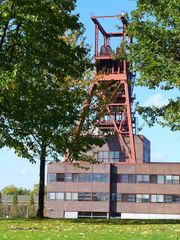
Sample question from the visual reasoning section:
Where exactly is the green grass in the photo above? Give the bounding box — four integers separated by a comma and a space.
1, 219, 180, 240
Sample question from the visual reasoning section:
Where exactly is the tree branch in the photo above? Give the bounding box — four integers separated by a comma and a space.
0, 0, 16, 50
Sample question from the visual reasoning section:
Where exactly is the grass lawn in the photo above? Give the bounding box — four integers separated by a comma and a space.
0, 219, 180, 240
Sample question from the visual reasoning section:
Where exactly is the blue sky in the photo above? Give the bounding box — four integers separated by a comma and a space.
0, 0, 179, 191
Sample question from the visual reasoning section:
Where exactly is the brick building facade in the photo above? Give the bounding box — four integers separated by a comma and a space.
46, 135, 180, 219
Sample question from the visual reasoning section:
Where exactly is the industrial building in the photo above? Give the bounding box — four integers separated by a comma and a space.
46, 14, 180, 219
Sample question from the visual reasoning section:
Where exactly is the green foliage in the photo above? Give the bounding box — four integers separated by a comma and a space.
128, 0, 180, 130
31, 184, 46, 195
31, 184, 39, 196
10, 194, 19, 218
27, 193, 35, 218
0, 0, 105, 218
1, 185, 30, 196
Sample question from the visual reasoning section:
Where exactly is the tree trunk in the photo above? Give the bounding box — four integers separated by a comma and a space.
37, 145, 46, 218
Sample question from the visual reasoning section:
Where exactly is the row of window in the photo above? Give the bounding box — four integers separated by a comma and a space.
114, 174, 180, 184
78, 212, 121, 218
48, 173, 109, 183
48, 173, 180, 184
78, 212, 107, 218
112, 194, 179, 203
97, 151, 124, 162
48, 192, 179, 203
48, 192, 109, 201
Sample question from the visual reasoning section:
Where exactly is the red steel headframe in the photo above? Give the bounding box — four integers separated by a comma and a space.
65, 13, 136, 164
91, 14, 136, 164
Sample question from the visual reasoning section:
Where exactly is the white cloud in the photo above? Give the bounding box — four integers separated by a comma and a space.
151, 152, 166, 162
144, 93, 168, 107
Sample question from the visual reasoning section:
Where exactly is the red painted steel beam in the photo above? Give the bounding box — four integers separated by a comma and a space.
107, 32, 123, 37
91, 17, 107, 37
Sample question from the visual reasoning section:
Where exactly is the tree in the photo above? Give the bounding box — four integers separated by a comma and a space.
31, 184, 39, 196
27, 193, 35, 218
1, 185, 30, 196
0, 191, 3, 217
31, 183, 46, 195
0, 0, 104, 218
128, 0, 180, 130
10, 193, 19, 218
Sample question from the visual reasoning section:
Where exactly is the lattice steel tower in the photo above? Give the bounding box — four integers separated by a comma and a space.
91, 14, 136, 163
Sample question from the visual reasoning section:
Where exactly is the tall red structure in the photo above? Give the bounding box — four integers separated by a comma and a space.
65, 13, 136, 164
91, 14, 136, 163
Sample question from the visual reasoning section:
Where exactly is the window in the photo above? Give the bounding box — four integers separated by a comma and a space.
172, 195, 179, 203
56, 193, 64, 201
128, 174, 136, 183
116, 114, 121, 123
79, 174, 86, 182
164, 195, 173, 203
172, 176, 180, 184
72, 173, 79, 182
165, 175, 172, 184
150, 175, 157, 184
151, 194, 164, 203
48, 192, 56, 200
114, 151, 120, 162
102, 152, 109, 162
56, 173, 64, 182
97, 151, 122, 162
92, 193, 101, 201
72, 193, 78, 201
151, 195, 157, 203
119, 174, 129, 183
122, 194, 135, 202
78, 212, 107, 218
47, 173, 56, 182
127, 194, 136, 202
110, 212, 121, 218
122, 194, 128, 202
93, 174, 101, 182
136, 194, 149, 203
101, 193, 109, 201
157, 175, 164, 184
165, 175, 179, 184
101, 174, 109, 182
78, 193, 92, 201
92, 212, 107, 218
156, 195, 164, 203
78, 212, 91, 218
65, 173, 72, 182
164, 195, 179, 203
150, 175, 165, 184
65, 193, 72, 201
98, 151, 104, 158
86, 173, 93, 182
109, 151, 114, 161
78, 192, 86, 201
136, 175, 149, 183
84, 193, 92, 201
104, 115, 111, 123
97, 151, 104, 162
